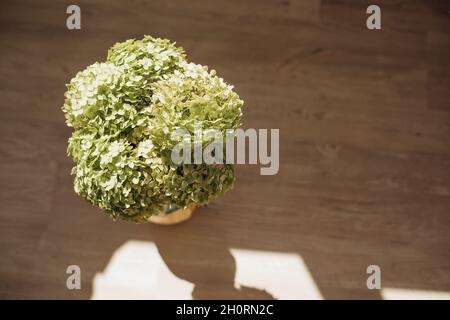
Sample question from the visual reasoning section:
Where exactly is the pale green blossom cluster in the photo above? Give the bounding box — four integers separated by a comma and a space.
62, 36, 243, 222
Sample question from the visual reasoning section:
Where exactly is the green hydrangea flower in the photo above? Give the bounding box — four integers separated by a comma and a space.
62, 35, 243, 222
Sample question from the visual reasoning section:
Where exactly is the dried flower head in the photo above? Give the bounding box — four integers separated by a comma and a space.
62, 36, 243, 222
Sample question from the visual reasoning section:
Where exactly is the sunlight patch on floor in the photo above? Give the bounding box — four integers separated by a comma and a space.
91, 240, 322, 299
91, 240, 193, 299
382, 288, 450, 300
230, 248, 322, 300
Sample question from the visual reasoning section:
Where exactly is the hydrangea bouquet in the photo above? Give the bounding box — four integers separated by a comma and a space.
62, 36, 243, 223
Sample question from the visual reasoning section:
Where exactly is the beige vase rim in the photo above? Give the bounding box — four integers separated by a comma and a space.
148, 204, 197, 225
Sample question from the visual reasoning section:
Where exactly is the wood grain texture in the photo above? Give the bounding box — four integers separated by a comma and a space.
0, 0, 449, 299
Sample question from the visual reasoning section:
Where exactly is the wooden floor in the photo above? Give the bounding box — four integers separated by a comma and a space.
0, 0, 449, 299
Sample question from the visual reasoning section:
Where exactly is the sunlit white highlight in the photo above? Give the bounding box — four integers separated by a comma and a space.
230, 248, 323, 300
91, 241, 323, 299
91, 240, 193, 299
382, 288, 450, 300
